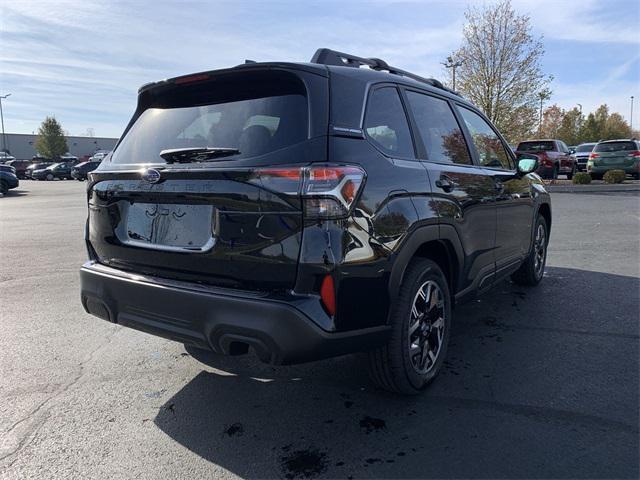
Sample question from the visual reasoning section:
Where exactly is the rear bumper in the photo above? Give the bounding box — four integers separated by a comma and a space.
80, 262, 389, 365
4, 177, 19, 189
588, 163, 639, 174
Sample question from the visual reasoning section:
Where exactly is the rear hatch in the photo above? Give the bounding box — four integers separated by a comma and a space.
87, 66, 329, 291
591, 141, 638, 168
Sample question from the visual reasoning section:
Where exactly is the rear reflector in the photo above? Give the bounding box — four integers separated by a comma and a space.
320, 274, 336, 316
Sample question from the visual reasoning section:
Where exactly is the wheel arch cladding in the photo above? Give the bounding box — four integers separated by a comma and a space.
389, 225, 463, 305
538, 202, 551, 233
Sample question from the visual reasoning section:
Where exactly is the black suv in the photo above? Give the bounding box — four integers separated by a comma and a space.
80, 49, 551, 394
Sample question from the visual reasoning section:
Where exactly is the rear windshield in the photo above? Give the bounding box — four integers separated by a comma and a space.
110, 72, 308, 165
517, 141, 555, 152
576, 144, 595, 152
594, 141, 637, 153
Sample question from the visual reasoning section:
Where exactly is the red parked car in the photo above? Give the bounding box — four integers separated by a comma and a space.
516, 139, 576, 179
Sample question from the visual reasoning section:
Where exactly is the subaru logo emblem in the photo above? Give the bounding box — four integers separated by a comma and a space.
142, 169, 162, 184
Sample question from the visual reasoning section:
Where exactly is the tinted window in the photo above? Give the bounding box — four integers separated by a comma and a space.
406, 91, 471, 165
576, 143, 595, 152
364, 87, 414, 158
517, 141, 556, 152
458, 107, 513, 169
594, 141, 637, 152
110, 73, 308, 165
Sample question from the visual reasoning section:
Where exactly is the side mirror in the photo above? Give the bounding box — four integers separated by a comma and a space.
516, 154, 538, 174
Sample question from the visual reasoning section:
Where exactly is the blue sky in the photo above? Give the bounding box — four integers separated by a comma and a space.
1, 0, 639, 138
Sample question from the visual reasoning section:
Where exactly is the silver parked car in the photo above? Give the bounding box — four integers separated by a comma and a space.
571, 142, 596, 172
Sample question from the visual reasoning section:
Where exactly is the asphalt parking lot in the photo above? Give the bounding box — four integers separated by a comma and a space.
1, 181, 638, 479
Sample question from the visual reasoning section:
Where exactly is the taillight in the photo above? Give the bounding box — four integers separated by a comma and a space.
627, 150, 640, 157
589, 153, 599, 159
250, 164, 366, 219
303, 165, 365, 219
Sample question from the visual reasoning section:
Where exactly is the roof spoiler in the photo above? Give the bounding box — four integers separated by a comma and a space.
311, 48, 461, 97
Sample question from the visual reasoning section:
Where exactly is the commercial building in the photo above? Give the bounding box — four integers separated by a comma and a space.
1, 133, 118, 160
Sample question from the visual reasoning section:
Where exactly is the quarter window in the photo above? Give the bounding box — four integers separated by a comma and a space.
364, 87, 414, 158
457, 107, 513, 169
405, 91, 472, 165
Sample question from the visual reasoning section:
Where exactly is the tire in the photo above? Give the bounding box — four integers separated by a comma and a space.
511, 215, 548, 286
567, 165, 576, 180
46, 173, 54, 181
368, 258, 451, 395
0, 180, 7, 194
590, 173, 602, 181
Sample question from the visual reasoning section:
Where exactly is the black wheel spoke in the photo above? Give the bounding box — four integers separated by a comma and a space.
408, 280, 446, 375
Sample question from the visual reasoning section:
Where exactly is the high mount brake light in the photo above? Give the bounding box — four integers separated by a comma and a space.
174, 74, 210, 85
251, 165, 365, 219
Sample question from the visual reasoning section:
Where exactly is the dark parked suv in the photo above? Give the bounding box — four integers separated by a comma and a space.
80, 49, 551, 394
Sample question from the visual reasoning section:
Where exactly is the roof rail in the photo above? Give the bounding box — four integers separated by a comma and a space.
310, 48, 460, 97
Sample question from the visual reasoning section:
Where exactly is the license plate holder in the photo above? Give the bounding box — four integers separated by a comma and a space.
117, 202, 216, 253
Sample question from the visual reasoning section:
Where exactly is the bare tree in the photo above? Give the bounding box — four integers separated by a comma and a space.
447, 0, 552, 142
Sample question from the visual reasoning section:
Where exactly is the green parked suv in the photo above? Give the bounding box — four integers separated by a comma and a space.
587, 139, 640, 179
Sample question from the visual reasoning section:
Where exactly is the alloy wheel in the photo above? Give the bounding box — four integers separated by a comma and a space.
534, 223, 546, 278
408, 280, 446, 374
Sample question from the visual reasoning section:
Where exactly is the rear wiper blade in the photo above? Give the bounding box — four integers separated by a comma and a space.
159, 147, 240, 163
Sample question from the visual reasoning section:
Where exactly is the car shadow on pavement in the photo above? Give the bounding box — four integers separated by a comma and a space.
154, 267, 639, 479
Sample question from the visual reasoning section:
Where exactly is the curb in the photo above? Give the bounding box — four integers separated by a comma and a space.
546, 183, 640, 193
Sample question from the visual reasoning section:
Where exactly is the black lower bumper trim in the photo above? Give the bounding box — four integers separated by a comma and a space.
80, 262, 389, 365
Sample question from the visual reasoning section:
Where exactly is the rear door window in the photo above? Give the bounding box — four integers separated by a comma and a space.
405, 91, 472, 165
458, 107, 514, 169
364, 87, 414, 158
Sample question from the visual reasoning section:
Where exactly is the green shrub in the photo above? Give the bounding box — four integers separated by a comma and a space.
603, 169, 626, 184
572, 172, 592, 184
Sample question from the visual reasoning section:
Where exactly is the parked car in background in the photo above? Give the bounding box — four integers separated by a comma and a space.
0, 152, 16, 163
588, 139, 640, 179
515, 139, 576, 179
60, 154, 80, 164
71, 160, 101, 180
89, 151, 111, 162
33, 162, 74, 180
0, 169, 19, 194
571, 142, 596, 172
0, 164, 16, 174
25, 162, 53, 179
5, 160, 31, 179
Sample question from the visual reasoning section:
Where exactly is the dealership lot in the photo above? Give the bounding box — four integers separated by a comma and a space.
1, 181, 638, 479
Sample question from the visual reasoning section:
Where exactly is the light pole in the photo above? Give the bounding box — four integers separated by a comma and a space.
442, 56, 463, 91
631, 96, 634, 132
538, 91, 550, 136
0, 93, 10, 154
577, 103, 582, 114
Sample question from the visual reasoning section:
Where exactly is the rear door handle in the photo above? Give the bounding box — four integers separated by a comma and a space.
435, 176, 457, 192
